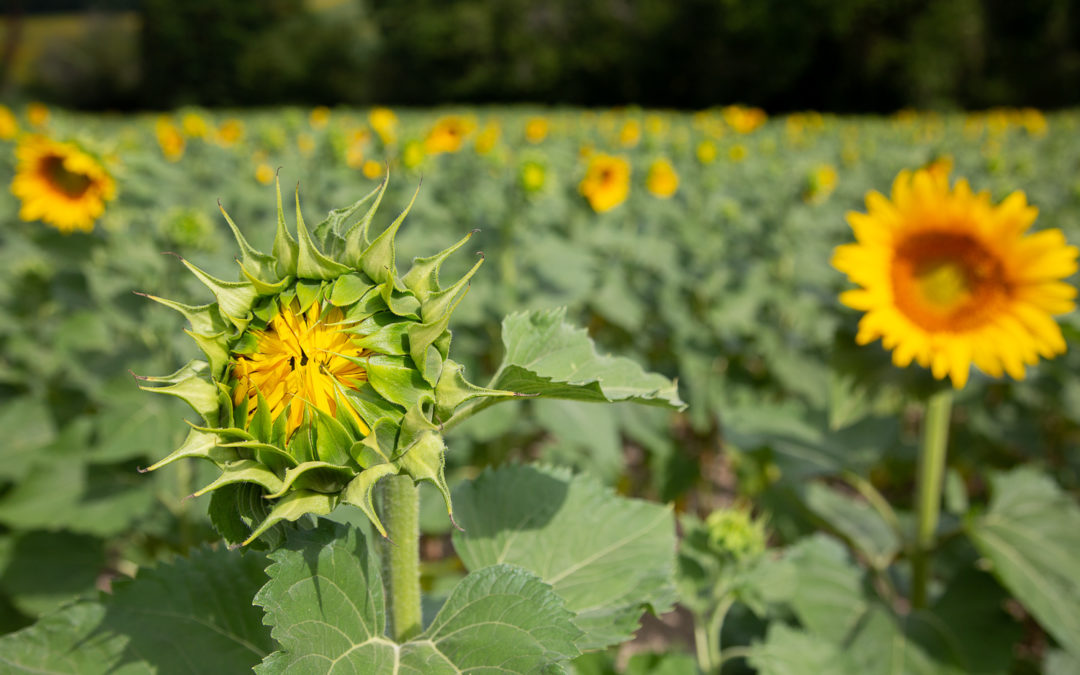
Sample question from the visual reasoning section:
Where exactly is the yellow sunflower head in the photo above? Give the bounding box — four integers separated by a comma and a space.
10, 135, 116, 234
833, 167, 1079, 388
424, 115, 476, 155
369, 107, 399, 146
580, 153, 631, 213
645, 158, 679, 199
137, 175, 514, 546
524, 117, 549, 144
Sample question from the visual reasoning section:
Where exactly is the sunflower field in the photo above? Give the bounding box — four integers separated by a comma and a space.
0, 102, 1079, 674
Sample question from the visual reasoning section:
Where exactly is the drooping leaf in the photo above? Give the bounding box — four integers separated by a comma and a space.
488, 308, 685, 409
804, 482, 900, 570
254, 522, 581, 674
397, 564, 582, 673
781, 534, 868, 643
967, 467, 1080, 659
0, 546, 272, 674
452, 464, 677, 650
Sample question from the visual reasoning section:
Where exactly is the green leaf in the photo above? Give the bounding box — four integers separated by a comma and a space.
137, 370, 219, 426
355, 183, 418, 285
489, 308, 684, 409
805, 482, 900, 570
255, 522, 581, 674
748, 623, 844, 675
296, 188, 353, 280
0, 602, 142, 675
136, 294, 226, 336
180, 258, 258, 328
781, 534, 868, 643
219, 200, 278, 284
342, 463, 399, 537
433, 359, 519, 422
243, 490, 338, 546
330, 273, 375, 307
145, 428, 233, 472
193, 459, 286, 497
967, 467, 1080, 658
402, 228, 478, 302
0, 546, 272, 674
398, 564, 582, 673
254, 522, 392, 674
910, 569, 1020, 674
364, 354, 433, 411
452, 464, 677, 650
0, 397, 56, 481
264, 461, 356, 499
0, 531, 105, 617
273, 178, 299, 277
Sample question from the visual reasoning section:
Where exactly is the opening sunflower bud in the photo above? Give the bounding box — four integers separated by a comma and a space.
137, 174, 515, 546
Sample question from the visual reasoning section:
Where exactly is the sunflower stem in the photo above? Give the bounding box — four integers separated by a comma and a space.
377, 475, 422, 642
911, 388, 952, 609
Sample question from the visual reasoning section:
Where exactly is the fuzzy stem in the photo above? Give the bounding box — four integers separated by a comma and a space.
911, 389, 953, 609
693, 596, 734, 675
377, 475, 422, 641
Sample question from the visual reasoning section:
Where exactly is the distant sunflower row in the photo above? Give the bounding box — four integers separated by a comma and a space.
2, 102, 1076, 393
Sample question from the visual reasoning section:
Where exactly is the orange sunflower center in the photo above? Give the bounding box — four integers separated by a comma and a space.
232, 302, 370, 440
891, 231, 1011, 332
40, 155, 93, 198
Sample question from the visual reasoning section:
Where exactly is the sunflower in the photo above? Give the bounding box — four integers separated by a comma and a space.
424, 115, 475, 155
580, 153, 630, 213
524, 117, 549, 144
11, 135, 116, 233
646, 158, 679, 198
833, 167, 1078, 388
232, 300, 370, 440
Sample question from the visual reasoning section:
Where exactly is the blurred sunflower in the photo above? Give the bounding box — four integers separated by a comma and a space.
618, 119, 641, 148
519, 159, 546, 193
646, 158, 679, 198
580, 153, 630, 212
525, 117, 549, 144
156, 117, 185, 161
255, 163, 275, 185
833, 167, 1078, 388
425, 115, 475, 154
696, 140, 717, 165
369, 107, 398, 145
11, 135, 116, 233
474, 121, 501, 155
181, 112, 209, 139
803, 163, 838, 204
362, 159, 383, 179
0, 105, 18, 140
216, 119, 244, 147
309, 106, 331, 129
27, 102, 49, 129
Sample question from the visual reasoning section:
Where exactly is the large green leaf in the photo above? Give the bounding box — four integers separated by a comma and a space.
781, 534, 867, 643
0, 531, 105, 617
967, 467, 1080, 658
255, 522, 582, 674
747, 623, 843, 675
452, 464, 677, 650
397, 564, 581, 674
0, 546, 272, 674
0, 602, 147, 675
0, 397, 56, 481
804, 482, 900, 570
488, 308, 685, 409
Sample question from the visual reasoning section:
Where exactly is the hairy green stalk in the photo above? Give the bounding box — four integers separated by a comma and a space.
911, 389, 953, 609
378, 475, 422, 641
